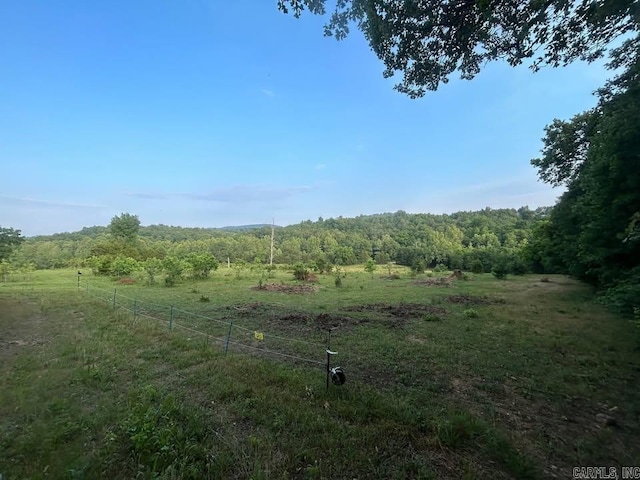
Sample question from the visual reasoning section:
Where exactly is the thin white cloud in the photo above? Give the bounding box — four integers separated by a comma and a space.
261, 89, 275, 97
0, 195, 104, 210
314, 163, 326, 170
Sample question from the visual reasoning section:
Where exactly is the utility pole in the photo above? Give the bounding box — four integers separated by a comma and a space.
269, 218, 275, 266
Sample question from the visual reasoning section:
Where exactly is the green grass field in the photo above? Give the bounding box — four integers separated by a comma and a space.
1, 267, 639, 479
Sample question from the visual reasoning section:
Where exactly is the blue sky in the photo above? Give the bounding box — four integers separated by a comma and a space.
1, 1, 612, 236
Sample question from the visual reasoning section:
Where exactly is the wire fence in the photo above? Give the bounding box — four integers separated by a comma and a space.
4, 277, 356, 387
80, 281, 329, 370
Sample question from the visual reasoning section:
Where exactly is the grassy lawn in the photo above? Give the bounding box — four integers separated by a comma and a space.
1, 267, 639, 479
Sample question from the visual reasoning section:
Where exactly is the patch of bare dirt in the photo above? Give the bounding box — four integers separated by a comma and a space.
273, 312, 364, 330
413, 277, 452, 287
0, 298, 48, 360
446, 294, 505, 305
117, 277, 136, 284
342, 302, 447, 319
252, 283, 317, 294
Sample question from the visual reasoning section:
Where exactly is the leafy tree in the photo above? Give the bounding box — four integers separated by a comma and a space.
470, 259, 484, 274
0, 259, 14, 282
109, 213, 141, 243
163, 256, 185, 287
293, 262, 312, 281
278, 0, 638, 96
492, 262, 509, 280
110, 256, 140, 278
186, 253, 219, 279
364, 258, 377, 278
312, 257, 332, 274
143, 258, 163, 286
0, 227, 24, 261
411, 258, 427, 275
531, 110, 599, 186
531, 38, 640, 313
87, 255, 113, 276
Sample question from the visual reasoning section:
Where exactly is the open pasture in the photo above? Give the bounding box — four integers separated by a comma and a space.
1, 267, 639, 479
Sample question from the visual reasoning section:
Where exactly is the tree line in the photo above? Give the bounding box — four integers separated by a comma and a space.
2, 207, 543, 280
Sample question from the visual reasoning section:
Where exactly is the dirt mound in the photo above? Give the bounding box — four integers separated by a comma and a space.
280, 312, 360, 326
449, 269, 463, 279
117, 277, 136, 284
252, 283, 317, 294
413, 277, 452, 287
446, 294, 505, 305
314, 313, 357, 329
384, 274, 402, 280
342, 302, 447, 319
279, 312, 311, 322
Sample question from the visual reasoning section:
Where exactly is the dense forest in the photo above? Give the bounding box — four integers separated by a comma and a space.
3, 207, 543, 277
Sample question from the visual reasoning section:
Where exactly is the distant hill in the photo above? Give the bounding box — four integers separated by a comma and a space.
219, 224, 281, 232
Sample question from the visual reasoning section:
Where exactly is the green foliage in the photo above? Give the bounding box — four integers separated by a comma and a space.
421, 313, 442, 322
433, 263, 448, 273
142, 258, 163, 286
121, 386, 215, 477
433, 411, 484, 448
292, 262, 311, 281
470, 260, 484, 274
463, 308, 479, 319
163, 256, 185, 287
0, 226, 24, 261
278, 0, 636, 97
109, 256, 139, 278
16, 207, 544, 276
233, 260, 248, 279
186, 252, 219, 279
364, 258, 377, 278
0, 259, 14, 282
492, 263, 509, 280
87, 255, 113, 276
311, 257, 331, 274
509, 257, 529, 276
411, 258, 427, 274
531, 39, 640, 312
599, 267, 640, 316
109, 213, 140, 243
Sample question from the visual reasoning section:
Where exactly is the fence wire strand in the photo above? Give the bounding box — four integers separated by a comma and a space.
79, 281, 326, 368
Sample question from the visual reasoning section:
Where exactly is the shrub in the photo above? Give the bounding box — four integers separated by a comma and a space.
411, 259, 427, 274
509, 258, 529, 275
433, 263, 448, 273
186, 252, 219, 279
599, 268, 640, 316
464, 308, 479, 319
334, 275, 342, 287
470, 260, 484, 274
492, 263, 509, 280
292, 263, 311, 281
110, 256, 139, 278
